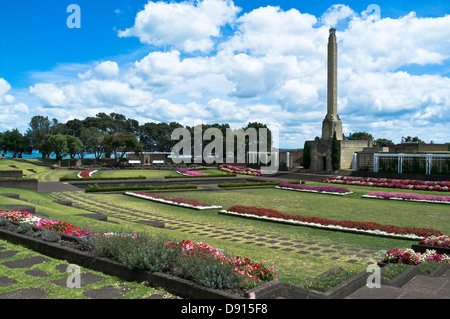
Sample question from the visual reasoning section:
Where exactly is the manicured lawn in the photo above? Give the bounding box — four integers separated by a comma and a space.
1, 159, 449, 287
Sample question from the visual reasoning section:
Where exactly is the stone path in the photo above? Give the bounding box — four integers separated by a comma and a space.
51, 191, 384, 267
0, 242, 173, 299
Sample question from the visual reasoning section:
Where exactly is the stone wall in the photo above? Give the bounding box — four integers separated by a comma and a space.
0, 179, 38, 191
339, 140, 372, 170
0, 170, 23, 178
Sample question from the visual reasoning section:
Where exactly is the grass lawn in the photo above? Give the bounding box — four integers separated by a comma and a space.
1, 158, 449, 288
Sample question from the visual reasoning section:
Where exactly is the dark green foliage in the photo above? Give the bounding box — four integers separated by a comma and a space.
38, 229, 61, 242
331, 131, 340, 171
302, 141, 311, 169
178, 254, 242, 290
85, 183, 197, 192
17, 222, 33, 234
218, 180, 301, 188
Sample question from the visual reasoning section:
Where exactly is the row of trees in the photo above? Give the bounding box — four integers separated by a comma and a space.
0, 113, 271, 161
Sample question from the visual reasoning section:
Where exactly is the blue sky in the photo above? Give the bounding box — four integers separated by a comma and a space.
0, 0, 449, 148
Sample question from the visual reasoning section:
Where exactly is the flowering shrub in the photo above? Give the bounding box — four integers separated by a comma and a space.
127, 191, 222, 209
78, 169, 97, 178
383, 248, 450, 265
168, 240, 278, 281
0, 210, 95, 238
419, 235, 450, 248
323, 176, 449, 192
176, 168, 208, 176
363, 191, 450, 204
278, 182, 352, 195
223, 206, 443, 239
219, 164, 262, 176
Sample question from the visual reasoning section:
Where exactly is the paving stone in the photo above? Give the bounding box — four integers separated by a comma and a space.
51, 272, 106, 288
0, 288, 48, 299
346, 259, 359, 263
297, 251, 310, 254
82, 285, 127, 299
0, 276, 17, 287
1, 256, 51, 269
25, 269, 51, 278
0, 250, 19, 260
321, 249, 337, 254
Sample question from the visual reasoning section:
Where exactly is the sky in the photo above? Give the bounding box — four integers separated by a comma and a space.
0, 0, 449, 149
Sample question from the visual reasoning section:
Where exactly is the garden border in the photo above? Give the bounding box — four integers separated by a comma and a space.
218, 210, 425, 241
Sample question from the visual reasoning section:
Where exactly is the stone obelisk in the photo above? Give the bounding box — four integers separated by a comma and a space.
322, 28, 342, 140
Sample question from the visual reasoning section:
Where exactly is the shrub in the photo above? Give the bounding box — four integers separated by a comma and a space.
0, 218, 10, 227
17, 222, 33, 234
38, 229, 62, 242
178, 254, 242, 290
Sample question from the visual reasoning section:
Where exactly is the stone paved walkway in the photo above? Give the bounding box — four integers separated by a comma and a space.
51, 190, 385, 267
0, 241, 175, 299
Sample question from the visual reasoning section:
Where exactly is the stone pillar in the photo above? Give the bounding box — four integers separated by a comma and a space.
322, 28, 342, 141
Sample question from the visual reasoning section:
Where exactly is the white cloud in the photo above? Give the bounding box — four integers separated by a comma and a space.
320, 4, 356, 27
4, 2, 449, 147
0, 78, 30, 131
118, 0, 240, 53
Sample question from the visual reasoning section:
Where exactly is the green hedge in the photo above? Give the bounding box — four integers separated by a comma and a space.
60, 175, 147, 181
85, 183, 198, 193
218, 180, 302, 188
164, 173, 236, 178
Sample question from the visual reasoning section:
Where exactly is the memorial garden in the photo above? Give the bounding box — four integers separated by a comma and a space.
0, 156, 449, 299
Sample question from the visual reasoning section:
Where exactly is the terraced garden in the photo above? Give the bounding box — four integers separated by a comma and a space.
1, 158, 449, 298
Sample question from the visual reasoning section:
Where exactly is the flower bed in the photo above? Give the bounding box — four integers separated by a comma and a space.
166, 240, 278, 282
219, 164, 262, 176
0, 210, 95, 238
419, 235, 450, 248
125, 192, 223, 210
382, 248, 450, 265
362, 192, 450, 204
323, 176, 449, 192
276, 182, 353, 196
77, 169, 97, 179
176, 168, 208, 176
219, 206, 443, 240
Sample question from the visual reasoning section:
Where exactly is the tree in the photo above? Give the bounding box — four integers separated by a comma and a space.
302, 141, 311, 169
1, 129, 32, 158
80, 127, 108, 160
46, 134, 69, 161
331, 131, 340, 171
27, 116, 52, 157
66, 135, 84, 159
105, 132, 143, 161
351, 132, 373, 140
375, 138, 394, 146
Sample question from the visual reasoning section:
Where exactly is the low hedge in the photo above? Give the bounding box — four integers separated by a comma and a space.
218, 180, 302, 188
85, 183, 198, 193
60, 175, 147, 181
164, 173, 236, 178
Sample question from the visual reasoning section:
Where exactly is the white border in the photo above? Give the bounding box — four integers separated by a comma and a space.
125, 192, 222, 210
362, 194, 450, 205
274, 186, 353, 196
77, 169, 97, 178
